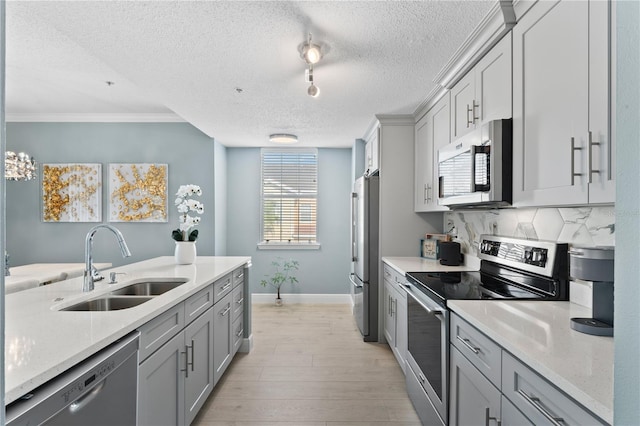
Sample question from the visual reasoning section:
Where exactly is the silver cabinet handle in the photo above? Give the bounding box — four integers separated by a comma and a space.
466, 104, 473, 127
218, 282, 231, 295
426, 183, 433, 202
235, 272, 244, 280
588, 130, 601, 184
485, 407, 501, 426
181, 348, 189, 377
472, 100, 479, 124
220, 305, 231, 316
236, 328, 244, 338
456, 335, 480, 354
570, 136, 583, 185
236, 297, 244, 305
189, 340, 195, 372
518, 390, 565, 426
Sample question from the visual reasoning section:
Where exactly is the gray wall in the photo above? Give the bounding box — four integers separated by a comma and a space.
226, 147, 351, 295
214, 140, 227, 255
6, 122, 215, 267
614, 0, 640, 423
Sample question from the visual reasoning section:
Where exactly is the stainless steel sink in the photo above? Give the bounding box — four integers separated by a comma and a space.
61, 296, 153, 311
109, 278, 188, 296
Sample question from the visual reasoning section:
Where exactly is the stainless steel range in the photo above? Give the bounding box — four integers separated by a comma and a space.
403, 235, 569, 426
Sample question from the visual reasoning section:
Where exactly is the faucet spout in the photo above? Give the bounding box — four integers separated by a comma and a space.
84, 225, 132, 292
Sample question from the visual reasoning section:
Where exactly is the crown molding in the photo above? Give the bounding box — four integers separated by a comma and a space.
5, 113, 185, 123
413, 86, 449, 123
375, 114, 415, 126
432, 0, 516, 90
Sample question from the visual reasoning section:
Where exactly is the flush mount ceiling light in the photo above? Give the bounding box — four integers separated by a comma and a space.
269, 134, 298, 144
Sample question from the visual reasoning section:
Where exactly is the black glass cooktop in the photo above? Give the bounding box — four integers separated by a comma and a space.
406, 265, 565, 305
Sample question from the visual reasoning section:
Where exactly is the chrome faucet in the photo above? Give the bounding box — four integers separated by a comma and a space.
84, 225, 132, 292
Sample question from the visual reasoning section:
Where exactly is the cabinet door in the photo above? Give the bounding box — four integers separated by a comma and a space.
513, 0, 590, 206
587, 0, 614, 203
138, 331, 185, 426
213, 292, 233, 385
383, 280, 395, 348
414, 113, 432, 212
184, 307, 214, 425
451, 71, 476, 140
476, 33, 512, 123
449, 346, 501, 426
431, 94, 451, 208
394, 286, 407, 374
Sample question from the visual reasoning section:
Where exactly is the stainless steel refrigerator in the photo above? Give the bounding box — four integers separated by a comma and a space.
349, 174, 379, 342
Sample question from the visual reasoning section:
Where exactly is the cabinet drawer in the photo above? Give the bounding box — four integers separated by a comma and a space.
232, 267, 245, 288
232, 316, 243, 355
502, 352, 606, 425
232, 284, 244, 321
185, 284, 213, 325
138, 302, 185, 362
383, 264, 394, 284
213, 273, 233, 303
450, 313, 501, 388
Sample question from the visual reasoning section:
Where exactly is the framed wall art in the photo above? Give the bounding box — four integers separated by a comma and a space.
42, 163, 102, 222
109, 163, 168, 222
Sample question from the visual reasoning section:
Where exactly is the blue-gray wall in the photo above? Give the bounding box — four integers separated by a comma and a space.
226, 147, 351, 295
5, 122, 215, 267
214, 141, 227, 256
614, 1, 640, 423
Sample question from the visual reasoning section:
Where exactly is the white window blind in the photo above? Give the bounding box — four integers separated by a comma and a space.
261, 149, 318, 243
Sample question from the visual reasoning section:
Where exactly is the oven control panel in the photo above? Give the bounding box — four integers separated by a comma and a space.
480, 239, 548, 267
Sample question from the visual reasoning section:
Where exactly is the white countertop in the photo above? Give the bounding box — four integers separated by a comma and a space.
5, 263, 111, 294
382, 256, 480, 274
448, 300, 613, 424
4, 256, 250, 405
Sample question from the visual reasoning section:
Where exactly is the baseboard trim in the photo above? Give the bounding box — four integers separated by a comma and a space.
251, 293, 351, 304
239, 334, 254, 353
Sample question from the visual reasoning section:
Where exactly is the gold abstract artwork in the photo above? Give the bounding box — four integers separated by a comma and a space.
109, 163, 168, 222
42, 164, 102, 222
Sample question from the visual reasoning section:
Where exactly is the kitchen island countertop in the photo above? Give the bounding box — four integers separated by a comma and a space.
4, 256, 250, 405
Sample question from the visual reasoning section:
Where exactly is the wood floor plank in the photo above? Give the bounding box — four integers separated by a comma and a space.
193, 303, 419, 425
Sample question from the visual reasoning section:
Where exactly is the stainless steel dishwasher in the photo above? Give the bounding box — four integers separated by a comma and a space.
6, 332, 139, 425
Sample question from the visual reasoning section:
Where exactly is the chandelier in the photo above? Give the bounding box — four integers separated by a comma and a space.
5, 151, 37, 181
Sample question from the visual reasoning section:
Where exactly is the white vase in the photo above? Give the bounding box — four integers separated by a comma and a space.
174, 241, 197, 265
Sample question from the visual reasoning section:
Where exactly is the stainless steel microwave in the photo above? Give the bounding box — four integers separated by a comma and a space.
437, 119, 512, 207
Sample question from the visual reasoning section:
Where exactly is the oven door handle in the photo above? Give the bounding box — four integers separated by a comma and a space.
406, 287, 444, 317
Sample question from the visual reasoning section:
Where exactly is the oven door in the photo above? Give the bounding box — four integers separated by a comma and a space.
405, 285, 449, 425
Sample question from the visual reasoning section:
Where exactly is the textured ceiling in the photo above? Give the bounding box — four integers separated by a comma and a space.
5, 1, 493, 147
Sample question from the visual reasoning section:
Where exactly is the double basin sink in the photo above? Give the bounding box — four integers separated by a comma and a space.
61, 278, 189, 312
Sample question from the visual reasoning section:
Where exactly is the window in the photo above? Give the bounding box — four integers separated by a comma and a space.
261, 148, 318, 246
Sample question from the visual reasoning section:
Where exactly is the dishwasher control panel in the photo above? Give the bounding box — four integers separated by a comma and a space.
61, 359, 116, 404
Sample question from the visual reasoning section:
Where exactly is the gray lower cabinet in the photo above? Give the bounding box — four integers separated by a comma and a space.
450, 312, 608, 426
213, 291, 233, 385
382, 263, 408, 373
449, 345, 501, 426
138, 330, 185, 426
184, 308, 214, 425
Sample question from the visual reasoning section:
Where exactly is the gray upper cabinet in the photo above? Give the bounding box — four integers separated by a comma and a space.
512, 0, 613, 207
415, 93, 450, 212
450, 32, 512, 141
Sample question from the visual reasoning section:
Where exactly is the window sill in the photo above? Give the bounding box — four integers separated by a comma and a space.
257, 242, 321, 250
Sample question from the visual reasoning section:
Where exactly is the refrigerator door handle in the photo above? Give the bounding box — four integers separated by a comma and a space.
349, 273, 363, 289
351, 192, 358, 262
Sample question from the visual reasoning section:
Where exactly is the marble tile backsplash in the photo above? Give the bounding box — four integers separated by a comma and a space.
444, 206, 615, 257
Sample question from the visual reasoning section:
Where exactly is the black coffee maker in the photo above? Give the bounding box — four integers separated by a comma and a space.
569, 246, 615, 336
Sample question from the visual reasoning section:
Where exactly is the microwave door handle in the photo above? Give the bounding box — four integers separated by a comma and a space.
472, 145, 491, 192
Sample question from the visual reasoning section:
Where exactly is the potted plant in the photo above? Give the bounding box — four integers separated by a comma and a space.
260, 257, 299, 306
171, 184, 204, 264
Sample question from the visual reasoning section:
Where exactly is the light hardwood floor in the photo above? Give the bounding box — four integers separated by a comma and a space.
193, 303, 422, 426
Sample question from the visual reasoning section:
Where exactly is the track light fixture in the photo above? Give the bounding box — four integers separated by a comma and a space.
300, 33, 322, 64
300, 33, 323, 97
